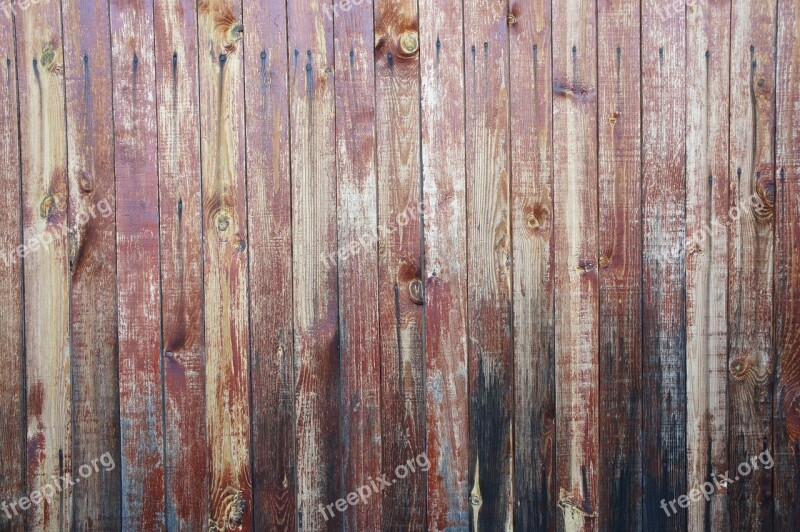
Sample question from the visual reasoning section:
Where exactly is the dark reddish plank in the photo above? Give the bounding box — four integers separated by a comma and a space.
463, 0, 513, 529
685, 1, 731, 529
419, 0, 469, 528
597, 0, 642, 529
728, 1, 777, 529
0, 9, 24, 531
15, 1, 72, 529
287, 0, 341, 529
374, 0, 426, 529
196, 0, 252, 529
333, 1, 382, 531
509, 1, 556, 529
109, 0, 166, 526
61, 0, 122, 528
774, 0, 800, 527
641, 1, 686, 529
153, 0, 207, 528
552, 1, 600, 530
242, 0, 295, 529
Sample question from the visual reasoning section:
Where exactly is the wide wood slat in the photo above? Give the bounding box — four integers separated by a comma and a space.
61, 0, 121, 527
153, 0, 207, 527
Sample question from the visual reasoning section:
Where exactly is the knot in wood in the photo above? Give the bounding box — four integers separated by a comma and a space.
409, 279, 424, 304
399, 31, 419, 56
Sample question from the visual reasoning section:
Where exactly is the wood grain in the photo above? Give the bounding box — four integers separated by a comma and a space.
419, 0, 469, 528
641, 1, 686, 529
774, 0, 800, 527
16, 0, 72, 529
509, 1, 556, 529
552, 1, 599, 530
0, 7, 24, 531
243, 0, 295, 529
463, 0, 513, 529
153, 0, 207, 527
109, 0, 165, 527
196, 0, 252, 529
61, 0, 122, 527
597, 1, 642, 529
334, 1, 382, 531
728, 1, 777, 529
685, 1, 731, 530
373, 0, 426, 529
287, 1, 341, 529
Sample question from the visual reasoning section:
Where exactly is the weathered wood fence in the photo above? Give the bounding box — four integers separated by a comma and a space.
1, 0, 799, 530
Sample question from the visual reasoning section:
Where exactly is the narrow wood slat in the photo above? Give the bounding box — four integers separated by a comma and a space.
109, 0, 165, 527
463, 0, 513, 529
196, 0, 252, 529
774, 0, 800, 527
15, 1, 72, 529
419, 0, 469, 528
552, 1, 600, 529
728, 1, 778, 529
61, 0, 121, 527
685, 1, 731, 529
0, 9, 24, 531
641, 1, 686, 529
333, 1, 382, 531
242, 0, 295, 529
153, 0, 207, 527
287, 0, 341, 529
374, 0, 426, 529
597, 0, 642, 529
509, 1, 556, 529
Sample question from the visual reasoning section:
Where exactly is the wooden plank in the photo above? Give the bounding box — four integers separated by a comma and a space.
641, 1, 686, 529
596, 0, 641, 529
153, 0, 207, 527
373, 0, 426, 529
109, 0, 165, 527
418, 0, 469, 528
61, 0, 121, 527
774, 0, 800, 527
728, 1, 777, 529
0, 8, 24, 531
287, 0, 341, 529
333, 1, 382, 531
196, 0, 252, 529
15, 0, 72, 528
552, 1, 599, 530
685, 1, 731, 530
242, 0, 295, 529
462, 0, 512, 529
509, 1, 556, 529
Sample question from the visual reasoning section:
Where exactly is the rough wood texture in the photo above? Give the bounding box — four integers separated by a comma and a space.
728, 1, 777, 529
463, 1, 513, 529
419, 0, 469, 528
109, 0, 165, 527
774, 0, 800, 527
196, 0, 252, 529
374, 0, 426, 529
509, 1, 556, 529
641, 1, 687, 529
287, 1, 341, 530
597, 1, 642, 530
552, 1, 599, 530
333, 1, 382, 530
0, 8, 24, 531
243, 0, 295, 529
61, 0, 122, 527
685, 1, 731, 530
153, 0, 207, 527
16, 0, 72, 529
